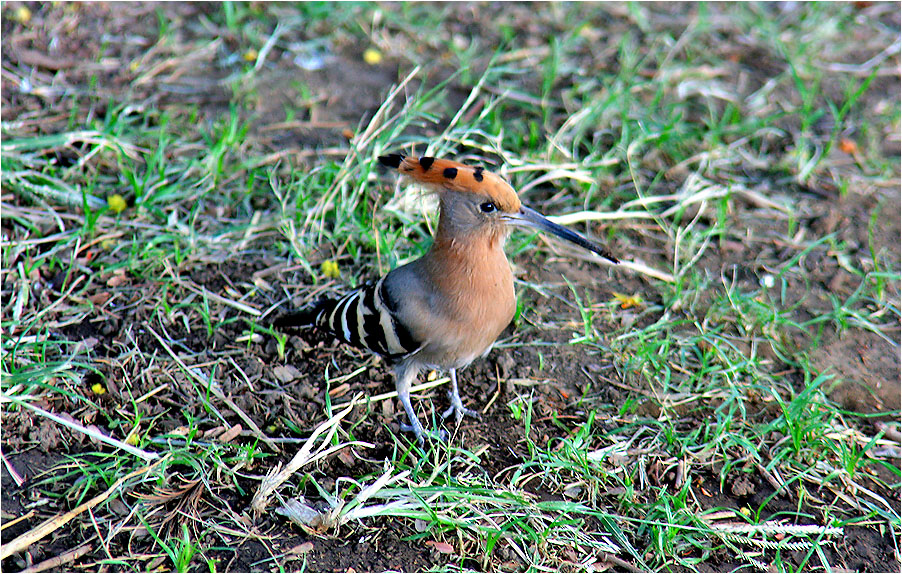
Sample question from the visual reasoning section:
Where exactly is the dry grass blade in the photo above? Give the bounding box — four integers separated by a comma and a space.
547, 240, 676, 283
0, 458, 164, 560
366, 376, 449, 403
547, 210, 657, 224
0, 510, 35, 532
1, 449, 25, 487
251, 393, 374, 515
145, 326, 278, 450
174, 279, 262, 317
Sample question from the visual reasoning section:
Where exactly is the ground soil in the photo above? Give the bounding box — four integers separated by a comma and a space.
2, 251, 898, 572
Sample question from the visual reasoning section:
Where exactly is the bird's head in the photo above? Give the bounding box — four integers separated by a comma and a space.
379, 154, 618, 263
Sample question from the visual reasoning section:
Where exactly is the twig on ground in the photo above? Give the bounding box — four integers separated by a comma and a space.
0, 393, 159, 462
21, 544, 92, 573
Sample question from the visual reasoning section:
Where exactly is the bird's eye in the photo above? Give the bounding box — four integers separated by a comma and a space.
479, 201, 497, 213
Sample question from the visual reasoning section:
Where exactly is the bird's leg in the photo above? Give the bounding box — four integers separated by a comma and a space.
442, 369, 481, 424
395, 362, 447, 443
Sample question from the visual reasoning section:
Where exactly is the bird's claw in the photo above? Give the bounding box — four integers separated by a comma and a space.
442, 391, 482, 424
400, 421, 448, 444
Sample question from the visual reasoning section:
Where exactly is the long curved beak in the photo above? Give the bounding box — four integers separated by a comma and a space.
506, 205, 619, 264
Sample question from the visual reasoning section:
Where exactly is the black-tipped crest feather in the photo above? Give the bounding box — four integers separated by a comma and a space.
378, 154, 403, 168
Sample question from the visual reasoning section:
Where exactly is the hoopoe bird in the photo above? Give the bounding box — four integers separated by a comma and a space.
274, 154, 618, 443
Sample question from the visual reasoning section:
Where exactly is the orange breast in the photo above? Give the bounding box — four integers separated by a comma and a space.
413, 235, 516, 369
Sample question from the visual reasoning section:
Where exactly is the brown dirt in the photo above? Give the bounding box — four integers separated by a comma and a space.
5, 250, 897, 572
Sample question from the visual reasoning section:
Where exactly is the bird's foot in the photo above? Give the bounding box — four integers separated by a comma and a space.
400, 420, 448, 444
442, 391, 482, 424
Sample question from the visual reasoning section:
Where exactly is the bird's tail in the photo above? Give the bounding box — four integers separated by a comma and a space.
271, 300, 330, 330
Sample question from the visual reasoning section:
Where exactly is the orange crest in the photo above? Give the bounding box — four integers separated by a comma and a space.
379, 154, 521, 213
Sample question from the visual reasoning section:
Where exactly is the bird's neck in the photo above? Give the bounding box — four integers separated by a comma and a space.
422, 224, 512, 304
430, 220, 508, 264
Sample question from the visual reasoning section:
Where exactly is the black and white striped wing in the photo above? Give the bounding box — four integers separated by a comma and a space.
316, 277, 423, 361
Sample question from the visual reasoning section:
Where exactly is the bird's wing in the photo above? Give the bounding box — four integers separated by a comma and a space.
307, 276, 425, 361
